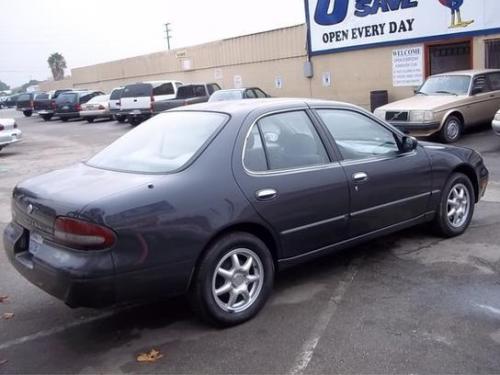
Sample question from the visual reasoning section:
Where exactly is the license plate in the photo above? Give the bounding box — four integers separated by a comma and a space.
62, 105, 69, 110
29, 232, 44, 255
130, 110, 141, 115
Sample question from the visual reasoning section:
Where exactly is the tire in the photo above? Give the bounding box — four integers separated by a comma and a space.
116, 115, 126, 123
433, 173, 475, 238
41, 114, 53, 121
23, 111, 32, 117
61, 117, 68, 122
128, 117, 141, 126
86, 117, 95, 123
189, 232, 274, 327
439, 115, 463, 143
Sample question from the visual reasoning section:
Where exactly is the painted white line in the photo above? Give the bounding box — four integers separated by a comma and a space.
476, 304, 500, 316
289, 258, 363, 375
0, 308, 129, 351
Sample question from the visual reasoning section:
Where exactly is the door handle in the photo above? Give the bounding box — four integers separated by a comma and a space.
256, 189, 277, 201
352, 172, 368, 183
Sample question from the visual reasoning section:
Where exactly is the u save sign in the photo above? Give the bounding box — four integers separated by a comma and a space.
305, 0, 500, 55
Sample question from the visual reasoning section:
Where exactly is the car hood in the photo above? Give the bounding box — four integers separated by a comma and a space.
379, 95, 466, 111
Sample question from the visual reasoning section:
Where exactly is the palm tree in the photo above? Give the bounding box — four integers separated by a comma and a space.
47, 53, 67, 81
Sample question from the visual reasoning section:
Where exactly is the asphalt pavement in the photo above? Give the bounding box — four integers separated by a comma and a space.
0, 108, 499, 374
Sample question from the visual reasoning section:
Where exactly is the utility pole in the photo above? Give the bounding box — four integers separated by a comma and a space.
164, 23, 172, 50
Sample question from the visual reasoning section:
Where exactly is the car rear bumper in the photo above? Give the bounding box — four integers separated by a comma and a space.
56, 112, 80, 119
492, 119, 500, 136
3, 221, 193, 308
119, 109, 152, 120
36, 110, 55, 115
388, 121, 441, 136
80, 110, 111, 118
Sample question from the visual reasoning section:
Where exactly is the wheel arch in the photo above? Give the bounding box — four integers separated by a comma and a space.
441, 110, 465, 129
451, 164, 479, 203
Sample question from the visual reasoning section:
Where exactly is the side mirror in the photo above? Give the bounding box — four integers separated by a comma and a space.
401, 136, 418, 153
471, 87, 482, 95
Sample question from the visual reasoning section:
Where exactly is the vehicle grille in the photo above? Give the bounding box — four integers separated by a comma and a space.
385, 111, 409, 122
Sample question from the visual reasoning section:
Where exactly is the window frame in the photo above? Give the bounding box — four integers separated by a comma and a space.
242, 108, 337, 175
310, 107, 410, 164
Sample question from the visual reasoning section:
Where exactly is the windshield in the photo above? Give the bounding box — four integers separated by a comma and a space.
56, 93, 78, 103
87, 111, 228, 173
177, 85, 206, 99
209, 90, 243, 102
88, 95, 109, 103
419, 75, 471, 95
18, 94, 31, 101
122, 84, 152, 98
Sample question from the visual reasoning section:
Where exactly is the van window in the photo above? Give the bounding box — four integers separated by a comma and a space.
18, 94, 31, 101
122, 84, 153, 98
35, 93, 49, 100
110, 89, 123, 100
56, 93, 78, 104
177, 85, 206, 99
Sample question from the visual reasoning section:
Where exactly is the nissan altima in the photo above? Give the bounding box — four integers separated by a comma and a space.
3, 99, 489, 326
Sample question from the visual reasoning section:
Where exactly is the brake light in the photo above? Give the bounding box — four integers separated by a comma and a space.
51, 100, 56, 110
0, 125, 4, 131
98, 104, 105, 110
75, 103, 82, 111
54, 217, 116, 251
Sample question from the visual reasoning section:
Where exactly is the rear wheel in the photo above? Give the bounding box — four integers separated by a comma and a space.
433, 173, 475, 237
189, 232, 274, 327
128, 117, 141, 126
115, 115, 126, 123
86, 117, 95, 123
439, 115, 462, 143
23, 110, 32, 117
61, 117, 68, 122
41, 114, 53, 121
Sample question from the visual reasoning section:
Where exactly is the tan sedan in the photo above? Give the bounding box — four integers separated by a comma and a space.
374, 69, 500, 143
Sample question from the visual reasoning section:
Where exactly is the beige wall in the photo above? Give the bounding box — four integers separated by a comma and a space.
38, 26, 500, 111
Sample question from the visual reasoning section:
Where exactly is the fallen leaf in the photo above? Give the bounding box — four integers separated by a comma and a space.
2, 313, 14, 320
0, 359, 7, 366
136, 349, 164, 363
0, 296, 8, 303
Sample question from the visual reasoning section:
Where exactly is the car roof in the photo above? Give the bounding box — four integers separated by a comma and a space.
434, 69, 500, 77
173, 98, 359, 116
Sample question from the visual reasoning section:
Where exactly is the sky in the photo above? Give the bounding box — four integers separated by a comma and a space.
0, 0, 306, 88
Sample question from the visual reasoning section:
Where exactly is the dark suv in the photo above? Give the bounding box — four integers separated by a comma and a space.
16, 92, 44, 117
55, 90, 104, 122
34, 89, 72, 121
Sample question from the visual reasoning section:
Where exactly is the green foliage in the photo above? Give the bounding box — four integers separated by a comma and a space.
47, 52, 67, 81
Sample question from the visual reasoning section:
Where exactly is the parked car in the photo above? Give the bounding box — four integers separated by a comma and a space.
4, 94, 20, 109
108, 87, 125, 123
16, 92, 44, 117
493, 109, 500, 136
119, 81, 183, 126
152, 83, 221, 116
34, 89, 72, 121
3, 99, 488, 326
0, 97, 7, 109
374, 69, 500, 143
80, 94, 113, 123
0, 118, 22, 152
209, 87, 270, 102
55, 90, 104, 122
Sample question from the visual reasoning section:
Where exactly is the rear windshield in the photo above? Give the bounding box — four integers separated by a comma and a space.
18, 94, 31, 101
110, 88, 123, 100
209, 90, 243, 102
35, 93, 49, 100
177, 85, 206, 99
122, 84, 152, 98
88, 95, 109, 104
87, 111, 228, 173
56, 93, 78, 104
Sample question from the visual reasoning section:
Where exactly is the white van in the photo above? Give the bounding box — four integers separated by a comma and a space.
119, 80, 183, 125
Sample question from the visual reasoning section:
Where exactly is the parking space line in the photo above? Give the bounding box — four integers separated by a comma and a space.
289, 257, 363, 375
0, 309, 127, 351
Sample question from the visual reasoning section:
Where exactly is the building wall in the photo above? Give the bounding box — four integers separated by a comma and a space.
38, 25, 500, 110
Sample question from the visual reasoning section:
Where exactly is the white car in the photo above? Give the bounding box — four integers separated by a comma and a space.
0, 119, 22, 152
493, 109, 500, 136
79, 95, 113, 123
118, 80, 183, 126
108, 87, 124, 123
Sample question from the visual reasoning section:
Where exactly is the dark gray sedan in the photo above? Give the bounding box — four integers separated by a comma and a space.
3, 99, 489, 326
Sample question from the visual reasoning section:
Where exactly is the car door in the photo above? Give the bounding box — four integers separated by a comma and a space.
467, 74, 495, 125
486, 72, 500, 115
314, 108, 432, 238
234, 109, 350, 259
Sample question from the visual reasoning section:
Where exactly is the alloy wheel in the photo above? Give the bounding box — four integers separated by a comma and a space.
447, 183, 470, 228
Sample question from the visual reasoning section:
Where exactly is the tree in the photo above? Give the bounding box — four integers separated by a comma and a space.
47, 53, 67, 81
0, 80, 9, 91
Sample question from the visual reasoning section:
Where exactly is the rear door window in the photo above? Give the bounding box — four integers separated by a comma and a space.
122, 84, 153, 98
487, 72, 500, 91
177, 85, 206, 99
110, 88, 123, 100
253, 89, 268, 98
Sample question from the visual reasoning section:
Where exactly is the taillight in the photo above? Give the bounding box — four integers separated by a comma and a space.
51, 100, 56, 110
98, 105, 105, 110
150, 95, 155, 111
54, 217, 116, 251
13, 123, 17, 128
75, 103, 82, 111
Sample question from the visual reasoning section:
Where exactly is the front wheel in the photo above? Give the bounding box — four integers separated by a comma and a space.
115, 115, 126, 123
61, 117, 68, 122
41, 114, 53, 121
433, 173, 475, 237
439, 115, 462, 143
23, 110, 32, 117
189, 232, 274, 327
128, 117, 142, 126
